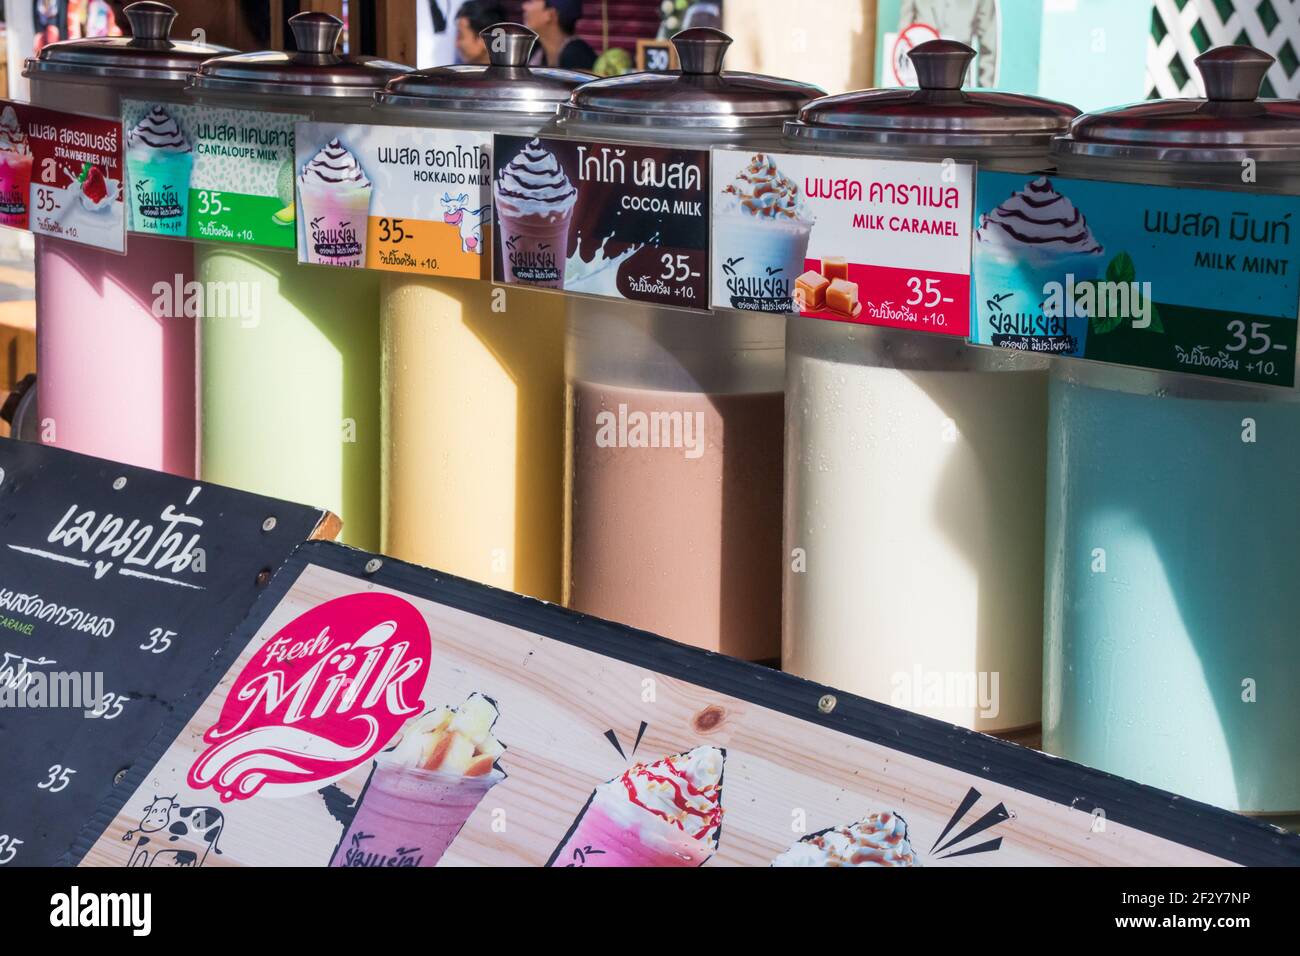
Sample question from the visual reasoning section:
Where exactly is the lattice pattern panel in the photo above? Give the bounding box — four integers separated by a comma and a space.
1148, 0, 1300, 98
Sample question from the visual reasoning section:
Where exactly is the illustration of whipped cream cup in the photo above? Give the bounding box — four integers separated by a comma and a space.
0, 105, 34, 229
548, 745, 725, 868
299, 137, 373, 268
713, 153, 813, 314
330, 693, 505, 867
771, 812, 920, 867
974, 176, 1104, 356
126, 105, 193, 236
494, 138, 577, 289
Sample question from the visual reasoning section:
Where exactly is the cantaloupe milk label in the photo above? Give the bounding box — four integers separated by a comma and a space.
124, 99, 304, 250
293, 121, 491, 278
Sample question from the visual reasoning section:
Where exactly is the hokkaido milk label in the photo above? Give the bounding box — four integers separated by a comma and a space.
188, 592, 431, 801
971, 172, 1300, 387
125, 100, 304, 249
492, 134, 710, 310
0, 99, 125, 252
294, 121, 491, 277
711, 150, 974, 335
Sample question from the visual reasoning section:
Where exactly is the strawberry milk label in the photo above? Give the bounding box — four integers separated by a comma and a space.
0, 99, 125, 252
188, 592, 431, 802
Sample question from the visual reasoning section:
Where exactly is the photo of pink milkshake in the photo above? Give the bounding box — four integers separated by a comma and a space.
0, 106, 34, 229
330, 692, 506, 867
494, 138, 577, 288
298, 137, 373, 268
549, 745, 725, 867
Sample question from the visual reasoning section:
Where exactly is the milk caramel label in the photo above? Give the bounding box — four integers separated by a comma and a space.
970, 172, 1300, 387
711, 150, 974, 335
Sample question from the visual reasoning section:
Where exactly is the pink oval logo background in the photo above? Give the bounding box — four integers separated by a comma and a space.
188, 592, 431, 802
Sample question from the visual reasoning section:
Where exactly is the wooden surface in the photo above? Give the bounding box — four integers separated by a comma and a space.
79, 560, 1253, 868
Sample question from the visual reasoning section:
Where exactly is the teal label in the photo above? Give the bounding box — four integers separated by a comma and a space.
970, 172, 1300, 388
123, 99, 301, 248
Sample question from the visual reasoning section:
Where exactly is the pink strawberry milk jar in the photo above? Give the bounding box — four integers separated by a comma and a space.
23, 1, 228, 475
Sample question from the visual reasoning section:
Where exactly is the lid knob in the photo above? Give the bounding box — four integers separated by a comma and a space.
908, 39, 974, 91
1196, 44, 1273, 102
289, 11, 343, 56
124, 1, 177, 43
672, 27, 731, 75
482, 22, 537, 68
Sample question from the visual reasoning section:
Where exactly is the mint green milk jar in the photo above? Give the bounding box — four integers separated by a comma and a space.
1044, 46, 1300, 822
189, 13, 408, 547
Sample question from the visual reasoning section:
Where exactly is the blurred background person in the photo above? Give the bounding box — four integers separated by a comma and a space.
523, 0, 596, 70
454, 0, 506, 64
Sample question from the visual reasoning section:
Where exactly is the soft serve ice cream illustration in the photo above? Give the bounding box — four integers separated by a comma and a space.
771, 811, 920, 867
126, 105, 193, 235
713, 152, 814, 313
330, 692, 507, 867
494, 138, 578, 288
298, 137, 373, 268
0, 105, 33, 229
975, 175, 1104, 354
549, 745, 725, 867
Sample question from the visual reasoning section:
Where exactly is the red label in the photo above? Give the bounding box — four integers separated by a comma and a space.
188, 592, 431, 802
801, 259, 971, 337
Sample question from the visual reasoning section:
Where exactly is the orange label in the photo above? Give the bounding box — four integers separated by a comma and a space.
366, 215, 491, 280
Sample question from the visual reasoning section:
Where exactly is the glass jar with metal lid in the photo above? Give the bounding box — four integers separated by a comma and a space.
23, 1, 230, 478
188, 12, 409, 550
1042, 46, 1300, 820
779, 40, 1079, 737
552, 28, 821, 662
371, 23, 589, 602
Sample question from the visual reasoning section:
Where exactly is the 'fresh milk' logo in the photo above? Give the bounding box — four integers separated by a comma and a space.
594, 403, 706, 460
152, 274, 262, 327
187, 592, 431, 802
50, 887, 151, 936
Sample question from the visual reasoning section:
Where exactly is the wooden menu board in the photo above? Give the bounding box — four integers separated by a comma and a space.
0, 439, 336, 867
76, 540, 1300, 868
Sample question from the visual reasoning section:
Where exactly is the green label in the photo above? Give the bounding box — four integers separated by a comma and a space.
124, 99, 302, 249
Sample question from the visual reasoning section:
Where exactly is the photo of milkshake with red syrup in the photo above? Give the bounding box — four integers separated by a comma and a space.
549, 746, 725, 867
330, 692, 505, 867
0, 106, 33, 229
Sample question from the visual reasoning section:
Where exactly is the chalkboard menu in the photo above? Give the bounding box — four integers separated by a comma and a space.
0, 439, 336, 866
76, 540, 1300, 868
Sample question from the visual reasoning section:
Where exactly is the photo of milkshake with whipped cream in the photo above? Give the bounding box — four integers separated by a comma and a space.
126, 105, 193, 236
298, 137, 373, 268
974, 175, 1104, 355
494, 138, 578, 288
0, 106, 33, 229
548, 746, 725, 867
330, 692, 507, 868
713, 152, 814, 313
772, 812, 920, 866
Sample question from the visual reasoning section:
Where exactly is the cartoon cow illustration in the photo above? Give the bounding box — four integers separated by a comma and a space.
441, 192, 489, 254
122, 795, 225, 867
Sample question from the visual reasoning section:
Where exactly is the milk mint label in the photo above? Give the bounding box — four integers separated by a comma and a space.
294, 121, 491, 278
971, 172, 1300, 387
125, 100, 302, 248
711, 150, 974, 335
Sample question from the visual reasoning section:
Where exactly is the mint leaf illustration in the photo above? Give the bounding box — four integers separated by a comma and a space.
1106, 251, 1136, 285
1144, 302, 1164, 334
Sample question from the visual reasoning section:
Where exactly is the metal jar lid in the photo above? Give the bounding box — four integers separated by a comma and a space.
557, 28, 822, 130
1052, 45, 1300, 164
190, 12, 409, 99
24, 1, 229, 84
785, 40, 1078, 149
378, 23, 589, 114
